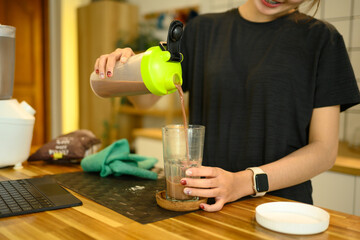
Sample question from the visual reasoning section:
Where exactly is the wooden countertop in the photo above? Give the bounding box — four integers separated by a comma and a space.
133, 128, 360, 176
332, 141, 360, 176
1, 162, 360, 239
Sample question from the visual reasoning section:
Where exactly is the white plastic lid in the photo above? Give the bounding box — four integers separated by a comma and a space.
255, 202, 330, 235
0, 24, 16, 38
0, 99, 35, 124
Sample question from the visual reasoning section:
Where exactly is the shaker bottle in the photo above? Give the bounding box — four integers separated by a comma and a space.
0, 25, 16, 100
90, 20, 184, 98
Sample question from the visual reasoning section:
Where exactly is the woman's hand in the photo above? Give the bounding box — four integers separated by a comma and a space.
94, 47, 135, 79
181, 167, 254, 212
92, 47, 160, 108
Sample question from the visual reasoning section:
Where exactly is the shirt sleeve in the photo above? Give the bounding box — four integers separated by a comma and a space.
180, 22, 194, 93
314, 31, 360, 112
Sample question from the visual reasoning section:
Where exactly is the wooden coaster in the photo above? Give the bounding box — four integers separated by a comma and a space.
156, 190, 207, 212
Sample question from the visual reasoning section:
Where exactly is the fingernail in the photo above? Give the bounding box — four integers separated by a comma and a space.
200, 204, 205, 210
186, 170, 192, 176
180, 179, 186, 185
100, 72, 105, 79
95, 69, 99, 74
120, 57, 127, 63
107, 71, 112, 77
184, 189, 191, 195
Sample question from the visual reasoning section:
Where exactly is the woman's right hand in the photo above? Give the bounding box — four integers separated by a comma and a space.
94, 47, 135, 79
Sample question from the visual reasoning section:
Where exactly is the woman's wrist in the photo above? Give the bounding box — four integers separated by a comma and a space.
234, 169, 256, 198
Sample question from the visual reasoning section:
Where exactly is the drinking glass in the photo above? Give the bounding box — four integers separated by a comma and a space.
162, 124, 205, 201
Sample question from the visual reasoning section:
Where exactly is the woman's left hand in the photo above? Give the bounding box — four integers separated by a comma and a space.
181, 166, 253, 212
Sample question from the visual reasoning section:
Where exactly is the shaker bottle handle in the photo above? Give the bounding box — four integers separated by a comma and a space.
159, 20, 184, 62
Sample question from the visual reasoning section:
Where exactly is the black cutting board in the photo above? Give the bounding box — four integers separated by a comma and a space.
51, 171, 193, 224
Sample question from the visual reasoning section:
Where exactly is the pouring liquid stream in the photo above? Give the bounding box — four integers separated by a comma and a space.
175, 84, 190, 166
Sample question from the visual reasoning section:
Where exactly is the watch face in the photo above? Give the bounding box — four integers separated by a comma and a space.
255, 173, 269, 192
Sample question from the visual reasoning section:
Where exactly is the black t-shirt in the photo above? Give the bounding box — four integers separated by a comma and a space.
180, 9, 360, 204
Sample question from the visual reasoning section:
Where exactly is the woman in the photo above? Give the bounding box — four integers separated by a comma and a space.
94, 0, 360, 212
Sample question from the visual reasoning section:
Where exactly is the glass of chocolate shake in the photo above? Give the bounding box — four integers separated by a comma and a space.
162, 124, 205, 201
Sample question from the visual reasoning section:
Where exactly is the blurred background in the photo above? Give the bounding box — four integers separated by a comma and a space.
0, 0, 359, 150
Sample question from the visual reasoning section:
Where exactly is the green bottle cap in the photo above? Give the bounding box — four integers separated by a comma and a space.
141, 46, 183, 96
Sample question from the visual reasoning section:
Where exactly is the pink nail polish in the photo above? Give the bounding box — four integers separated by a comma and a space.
107, 71, 112, 77
95, 69, 99, 74
200, 204, 205, 210
180, 179, 186, 185
184, 189, 191, 195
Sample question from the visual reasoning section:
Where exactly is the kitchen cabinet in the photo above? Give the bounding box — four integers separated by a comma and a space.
77, 1, 138, 146
312, 142, 360, 216
356, 176, 360, 215
312, 171, 357, 215
133, 128, 163, 168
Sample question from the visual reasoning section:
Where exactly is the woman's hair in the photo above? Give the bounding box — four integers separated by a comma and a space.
291, 0, 321, 22
302, 0, 321, 16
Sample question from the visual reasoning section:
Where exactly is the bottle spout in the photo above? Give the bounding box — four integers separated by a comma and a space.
164, 73, 182, 94
172, 73, 182, 86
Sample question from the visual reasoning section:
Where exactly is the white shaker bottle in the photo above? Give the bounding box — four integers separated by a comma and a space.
90, 20, 184, 97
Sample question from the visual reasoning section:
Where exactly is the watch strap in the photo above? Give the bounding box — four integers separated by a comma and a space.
246, 167, 268, 197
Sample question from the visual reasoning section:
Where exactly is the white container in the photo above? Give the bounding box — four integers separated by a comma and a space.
0, 99, 35, 169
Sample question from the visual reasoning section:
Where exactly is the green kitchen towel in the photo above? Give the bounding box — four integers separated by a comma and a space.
81, 139, 158, 180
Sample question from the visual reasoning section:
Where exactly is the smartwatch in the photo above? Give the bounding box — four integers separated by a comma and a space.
246, 167, 269, 197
